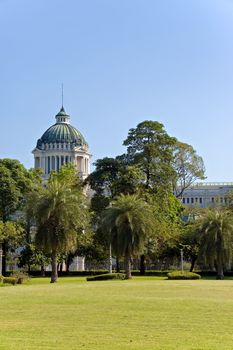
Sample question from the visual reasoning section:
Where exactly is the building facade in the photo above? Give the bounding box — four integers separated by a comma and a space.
32, 106, 91, 181
181, 182, 233, 208
32, 106, 91, 271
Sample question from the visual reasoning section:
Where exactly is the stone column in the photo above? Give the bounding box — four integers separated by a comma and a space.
45, 157, 47, 174
41, 156, 46, 174
55, 155, 57, 171
80, 157, 84, 173
48, 156, 50, 174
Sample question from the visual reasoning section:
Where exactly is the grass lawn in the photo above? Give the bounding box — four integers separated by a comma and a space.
0, 276, 233, 350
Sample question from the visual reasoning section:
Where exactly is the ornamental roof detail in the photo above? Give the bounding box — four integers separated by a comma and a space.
36, 106, 88, 149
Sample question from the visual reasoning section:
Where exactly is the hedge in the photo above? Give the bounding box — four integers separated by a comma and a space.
87, 273, 125, 281
2, 277, 17, 285
167, 271, 201, 280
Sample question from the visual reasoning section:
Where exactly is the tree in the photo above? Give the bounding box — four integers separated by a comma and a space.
85, 157, 144, 267
172, 141, 206, 198
35, 166, 90, 283
18, 244, 50, 275
197, 209, 233, 279
123, 120, 177, 191
0, 220, 24, 274
0, 159, 34, 275
101, 194, 155, 279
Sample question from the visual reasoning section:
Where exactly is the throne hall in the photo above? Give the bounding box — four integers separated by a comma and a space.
32, 106, 91, 271
32, 106, 91, 180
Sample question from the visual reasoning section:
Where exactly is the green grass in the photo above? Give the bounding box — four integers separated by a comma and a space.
1, 277, 233, 349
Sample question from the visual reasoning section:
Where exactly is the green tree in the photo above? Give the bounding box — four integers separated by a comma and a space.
123, 120, 176, 191
172, 142, 206, 198
85, 157, 143, 267
0, 220, 24, 274
0, 159, 34, 274
18, 244, 50, 275
101, 194, 155, 279
35, 166, 90, 283
197, 209, 233, 279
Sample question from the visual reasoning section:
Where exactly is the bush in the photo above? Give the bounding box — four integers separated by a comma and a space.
10, 271, 29, 284
3, 277, 17, 285
87, 273, 125, 281
167, 271, 201, 280
20, 270, 110, 277
130, 270, 170, 277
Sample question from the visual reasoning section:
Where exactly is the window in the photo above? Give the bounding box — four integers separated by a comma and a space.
199, 198, 202, 204
182, 198, 185, 204
187, 198, 190, 204
191, 198, 194, 204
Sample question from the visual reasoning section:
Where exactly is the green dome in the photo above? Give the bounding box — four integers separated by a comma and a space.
36, 107, 88, 149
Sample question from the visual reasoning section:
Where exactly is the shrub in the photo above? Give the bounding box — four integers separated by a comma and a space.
3, 277, 17, 285
130, 270, 170, 277
86, 273, 125, 281
167, 271, 201, 280
11, 271, 29, 284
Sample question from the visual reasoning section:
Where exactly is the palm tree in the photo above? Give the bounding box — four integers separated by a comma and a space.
35, 169, 89, 283
101, 194, 155, 279
198, 209, 233, 279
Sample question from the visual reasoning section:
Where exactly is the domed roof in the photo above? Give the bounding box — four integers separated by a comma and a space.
36, 107, 88, 149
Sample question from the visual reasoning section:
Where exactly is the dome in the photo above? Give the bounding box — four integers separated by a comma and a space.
36, 107, 88, 149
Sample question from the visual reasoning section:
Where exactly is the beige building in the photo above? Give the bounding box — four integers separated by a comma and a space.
32, 106, 91, 181
182, 182, 233, 208
32, 106, 91, 271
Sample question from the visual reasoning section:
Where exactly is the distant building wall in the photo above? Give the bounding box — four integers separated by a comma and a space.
181, 182, 233, 208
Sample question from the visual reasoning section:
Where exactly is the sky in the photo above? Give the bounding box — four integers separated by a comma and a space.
1, 0, 233, 181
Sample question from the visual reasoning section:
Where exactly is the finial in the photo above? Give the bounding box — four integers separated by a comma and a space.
61, 83, 64, 108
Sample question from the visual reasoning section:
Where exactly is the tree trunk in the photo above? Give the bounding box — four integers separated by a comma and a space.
51, 250, 58, 283
116, 257, 120, 273
216, 258, 224, 280
140, 254, 145, 275
59, 263, 63, 273
41, 265, 45, 277
109, 244, 112, 273
190, 257, 196, 272
124, 254, 132, 279
0, 242, 3, 276
2, 241, 6, 276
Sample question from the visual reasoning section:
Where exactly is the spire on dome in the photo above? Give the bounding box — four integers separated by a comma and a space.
55, 106, 70, 124
61, 83, 64, 109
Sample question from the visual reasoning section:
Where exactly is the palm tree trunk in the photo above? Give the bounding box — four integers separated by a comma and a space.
216, 257, 224, 280
124, 253, 132, 279
140, 254, 145, 275
51, 250, 58, 283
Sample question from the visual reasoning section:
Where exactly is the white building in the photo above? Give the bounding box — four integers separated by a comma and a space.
181, 182, 233, 208
32, 106, 91, 181
32, 106, 91, 271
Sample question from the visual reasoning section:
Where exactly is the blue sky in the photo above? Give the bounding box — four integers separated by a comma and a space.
1, 0, 233, 181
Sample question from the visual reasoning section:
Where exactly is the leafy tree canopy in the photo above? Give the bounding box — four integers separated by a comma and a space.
123, 120, 177, 191
173, 142, 206, 198
35, 165, 90, 282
